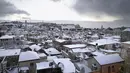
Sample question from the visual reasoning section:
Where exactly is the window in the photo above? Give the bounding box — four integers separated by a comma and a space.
92, 64, 97, 71
112, 66, 115, 72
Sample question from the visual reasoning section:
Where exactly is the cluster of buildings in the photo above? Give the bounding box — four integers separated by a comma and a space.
0, 21, 129, 73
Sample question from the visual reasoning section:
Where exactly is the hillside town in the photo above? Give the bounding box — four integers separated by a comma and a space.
0, 21, 129, 73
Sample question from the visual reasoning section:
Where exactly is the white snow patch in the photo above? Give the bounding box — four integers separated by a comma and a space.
55, 39, 66, 43
29, 44, 41, 51
94, 54, 124, 65
44, 48, 61, 55
0, 49, 21, 57
64, 44, 86, 49
89, 39, 119, 46
0, 35, 15, 39
53, 58, 75, 73
19, 51, 40, 62
71, 48, 91, 53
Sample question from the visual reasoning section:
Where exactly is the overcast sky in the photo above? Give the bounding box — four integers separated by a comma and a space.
1, 0, 130, 24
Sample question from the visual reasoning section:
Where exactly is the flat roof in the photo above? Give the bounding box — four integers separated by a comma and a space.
44, 48, 61, 55
0, 35, 15, 39
38, 53, 47, 58
64, 44, 86, 49
122, 41, 130, 44
0, 49, 21, 57
89, 39, 120, 46
55, 39, 67, 43
92, 51, 106, 56
71, 48, 91, 53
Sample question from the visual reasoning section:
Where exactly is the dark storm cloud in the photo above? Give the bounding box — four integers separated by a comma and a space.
74, 0, 130, 18
0, 0, 29, 17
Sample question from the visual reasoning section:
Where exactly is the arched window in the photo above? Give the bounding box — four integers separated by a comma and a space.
112, 66, 115, 72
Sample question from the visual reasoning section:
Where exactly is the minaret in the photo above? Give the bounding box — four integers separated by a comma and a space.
25, 20, 27, 30
101, 25, 104, 30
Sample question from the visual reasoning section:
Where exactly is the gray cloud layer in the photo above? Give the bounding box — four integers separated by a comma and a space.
0, 0, 29, 17
73, 0, 130, 19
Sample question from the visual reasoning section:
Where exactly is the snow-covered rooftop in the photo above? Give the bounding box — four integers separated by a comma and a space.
55, 39, 66, 43
94, 54, 124, 65
0, 35, 15, 39
122, 41, 130, 44
91, 34, 99, 38
44, 48, 61, 55
64, 44, 86, 49
47, 56, 58, 61
53, 58, 75, 73
19, 51, 40, 62
29, 44, 41, 51
100, 49, 119, 53
123, 28, 130, 32
112, 36, 121, 39
89, 39, 120, 46
92, 51, 106, 56
71, 48, 91, 53
38, 53, 47, 58
46, 40, 53, 43
0, 49, 21, 57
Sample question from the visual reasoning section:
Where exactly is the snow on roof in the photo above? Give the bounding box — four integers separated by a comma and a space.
100, 49, 119, 53
46, 40, 52, 43
112, 36, 121, 39
19, 51, 40, 62
47, 56, 58, 61
123, 28, 130, 32
37, 62, 51, 70
88, 32, 92, 34
64, 44, 86, 49
0, 49, 21, 57
122, 41, 130, 44
53, 58, 75, 73
72, 48, 91, 53
89, 39, 120, 46
38, 53, 47, 58
91, 34, 99, 38
29, 44, 41, 51
92, 51, 106, 56
0, 35, 15, 39
55, 39, 67, 43
103, 36, 121, 40
44, 48, 61, 55
94, 54, 124, 65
